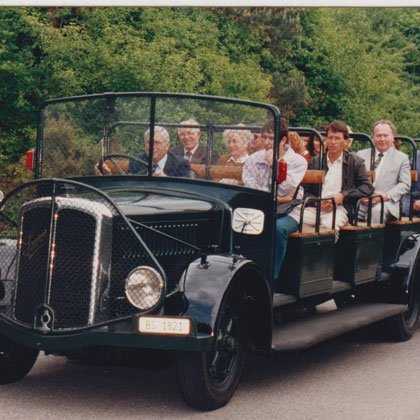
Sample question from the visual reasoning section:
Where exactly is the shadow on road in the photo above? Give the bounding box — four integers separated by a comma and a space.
4, 322, 414, 418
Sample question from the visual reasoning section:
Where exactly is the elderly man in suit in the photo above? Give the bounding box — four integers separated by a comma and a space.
170, 118, 217, 164
96, 126, 190, 178
128, 126, 190, 177
357, 120, 410, 223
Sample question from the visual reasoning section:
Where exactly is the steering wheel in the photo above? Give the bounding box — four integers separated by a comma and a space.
98, 153, 149, 176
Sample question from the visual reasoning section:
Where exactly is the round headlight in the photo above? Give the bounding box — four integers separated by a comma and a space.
125, 266, 164, 310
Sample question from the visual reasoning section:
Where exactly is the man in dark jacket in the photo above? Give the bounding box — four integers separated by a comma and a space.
96, 125, 190, 178
128, 126, 191, 177
304, 120, 374, 229
170, 118, 218, 165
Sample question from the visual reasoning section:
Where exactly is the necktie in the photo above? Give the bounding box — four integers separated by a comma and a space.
152, 163, 158, 173
374, 152, 384, 170
185, 151, 192, 160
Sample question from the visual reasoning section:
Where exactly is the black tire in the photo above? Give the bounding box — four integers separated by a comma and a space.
334, 293, 357, 309
176, 295, 247, 411
385, 294, 420, 342
0, 335, 39, 384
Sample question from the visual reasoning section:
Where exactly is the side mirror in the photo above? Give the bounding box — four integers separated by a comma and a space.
277, 159, 287, 183
25, 149, 35, 171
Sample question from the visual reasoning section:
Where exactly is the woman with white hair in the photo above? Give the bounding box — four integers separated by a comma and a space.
217, 126, 252, 167
215, 125, 252, 185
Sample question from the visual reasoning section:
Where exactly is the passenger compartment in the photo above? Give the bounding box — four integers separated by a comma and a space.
277, 169, 335, 297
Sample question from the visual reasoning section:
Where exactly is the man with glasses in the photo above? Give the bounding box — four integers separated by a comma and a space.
96, 126, 190, 178
171, 118, 218, 164
249, 123, 265, 154
242, 119, 278, 191
242, 118, 308, 279
357, 120, 410, 223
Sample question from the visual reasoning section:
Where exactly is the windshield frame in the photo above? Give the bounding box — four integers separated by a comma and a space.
36, 92, 281, 194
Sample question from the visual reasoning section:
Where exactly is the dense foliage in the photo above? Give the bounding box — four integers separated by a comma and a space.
0, 7, 419, 191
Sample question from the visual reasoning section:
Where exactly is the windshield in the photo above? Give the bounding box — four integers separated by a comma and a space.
40, 93, 278, 191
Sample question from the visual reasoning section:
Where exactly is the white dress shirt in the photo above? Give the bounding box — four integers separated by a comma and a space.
155, 154, 168, 172
227, 154, 249, 164
322, 153, 343, 198
277, 148, 308, 222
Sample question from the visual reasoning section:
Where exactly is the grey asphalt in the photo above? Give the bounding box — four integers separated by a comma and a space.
1, 324, 420, 420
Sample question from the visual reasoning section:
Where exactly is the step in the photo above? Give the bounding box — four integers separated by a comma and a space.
272, 293, 296, 307
272, 302, 407, 352
330, 280, 352, 294
273, 281, 351, 308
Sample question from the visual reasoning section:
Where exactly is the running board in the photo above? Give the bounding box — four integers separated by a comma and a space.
272, 302, 407, 352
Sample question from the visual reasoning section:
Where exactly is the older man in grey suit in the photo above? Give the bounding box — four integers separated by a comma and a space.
357, 120, 410, 223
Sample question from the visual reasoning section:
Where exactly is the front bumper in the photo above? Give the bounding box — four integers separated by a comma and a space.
0, 316, 212, 352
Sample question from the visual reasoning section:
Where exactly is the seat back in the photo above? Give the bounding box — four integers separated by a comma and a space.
190, 164, 243, 181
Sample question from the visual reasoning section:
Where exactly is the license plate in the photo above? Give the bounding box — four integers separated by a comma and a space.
138, 316, 191, 335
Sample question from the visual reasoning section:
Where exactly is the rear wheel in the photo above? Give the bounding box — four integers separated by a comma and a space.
176, 293, 247, 411
386, 294, 420, 341
384, 272, 420, 341
0, 336, 39, 384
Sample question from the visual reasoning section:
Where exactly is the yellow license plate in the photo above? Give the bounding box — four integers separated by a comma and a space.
138, 316, 191, 335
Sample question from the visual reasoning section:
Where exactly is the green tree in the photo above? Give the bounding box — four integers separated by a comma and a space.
1, 5, 420, 193
0, 7, 272, 166
291, 8, 420, 135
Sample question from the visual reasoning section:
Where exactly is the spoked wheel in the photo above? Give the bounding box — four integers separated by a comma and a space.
176, 294, 247, 411
0, 335, 39, 384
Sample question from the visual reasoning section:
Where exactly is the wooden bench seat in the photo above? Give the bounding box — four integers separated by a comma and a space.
190, 164, 242, 181
386, 217, 420, 225
106, 159, 326, 187
289, 229, 335, 237
190, 165, 326, 184
289, 223, 335, 237
341, 223, 385, 230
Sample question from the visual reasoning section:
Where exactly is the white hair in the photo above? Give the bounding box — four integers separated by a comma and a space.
223, 124, 253, 146
178, 118, 200, 134
144, 125, 170, 143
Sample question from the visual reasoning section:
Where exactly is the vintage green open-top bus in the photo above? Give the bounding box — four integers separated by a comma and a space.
0, 92, 419, 411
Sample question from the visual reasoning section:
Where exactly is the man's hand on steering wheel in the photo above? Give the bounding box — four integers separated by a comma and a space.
96, 153, 149, 176
95, 162, 112, 176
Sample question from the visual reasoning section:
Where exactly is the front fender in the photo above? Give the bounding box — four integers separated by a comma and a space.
180, 255, 270, 335
393, 232, 420, 301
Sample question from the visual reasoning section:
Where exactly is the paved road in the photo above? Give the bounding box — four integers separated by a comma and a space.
1, 324, 420, 420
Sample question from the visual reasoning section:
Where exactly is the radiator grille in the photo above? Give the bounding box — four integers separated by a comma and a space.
13, 196, 113, 330
8, 186, 200, 330
14, 206, 51, 325
49, 209, 96, 328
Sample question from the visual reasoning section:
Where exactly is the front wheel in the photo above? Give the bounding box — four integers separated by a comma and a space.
176, 296, 247, 411
0, 336, 39, 384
